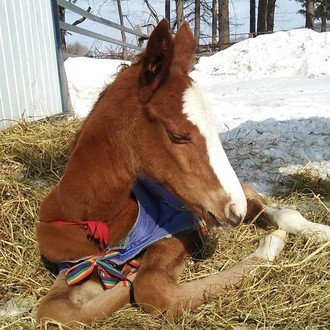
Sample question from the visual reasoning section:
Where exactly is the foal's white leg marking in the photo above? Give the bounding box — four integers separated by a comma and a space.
182, 82, 247, 218
265, 207, 330, 242
246, 229, 287, 262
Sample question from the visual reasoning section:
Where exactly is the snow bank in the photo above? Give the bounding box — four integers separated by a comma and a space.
65, 57, 128, 117
193, 29, 330, 82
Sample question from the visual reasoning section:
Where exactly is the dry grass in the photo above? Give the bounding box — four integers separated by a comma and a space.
0, 119, 329, 329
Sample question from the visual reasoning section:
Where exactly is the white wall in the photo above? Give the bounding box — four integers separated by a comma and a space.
0, 0, 63, 129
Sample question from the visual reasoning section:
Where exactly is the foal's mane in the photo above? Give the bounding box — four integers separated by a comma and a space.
68, 56, 143, 154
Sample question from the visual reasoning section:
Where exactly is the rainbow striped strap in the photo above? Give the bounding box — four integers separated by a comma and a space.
64, 251, 140, 289
65, 257, 97, 285
122, 259, 140, 277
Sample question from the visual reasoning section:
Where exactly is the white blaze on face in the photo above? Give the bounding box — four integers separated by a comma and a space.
182, 82, 247, 219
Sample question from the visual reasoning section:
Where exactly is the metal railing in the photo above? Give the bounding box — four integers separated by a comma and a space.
57, 0, 148, 58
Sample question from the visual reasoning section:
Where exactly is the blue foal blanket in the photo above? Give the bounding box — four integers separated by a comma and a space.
58, 176, 200, 287
107, 176, 200, 264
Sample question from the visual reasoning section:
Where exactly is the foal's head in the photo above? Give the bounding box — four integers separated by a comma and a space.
135, 20, 247, 229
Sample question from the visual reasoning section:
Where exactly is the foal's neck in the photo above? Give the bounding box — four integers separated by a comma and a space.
59, 107, 139, 222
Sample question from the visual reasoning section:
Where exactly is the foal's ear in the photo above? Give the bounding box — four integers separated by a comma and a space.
138, 19, 173, 104
173, 23, 196, 73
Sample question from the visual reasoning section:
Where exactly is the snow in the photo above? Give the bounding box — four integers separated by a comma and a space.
65, 29, 330, 193
65, 57, 128, 117
194, 29, 330, 82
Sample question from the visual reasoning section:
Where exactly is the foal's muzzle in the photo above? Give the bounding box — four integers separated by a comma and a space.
226, 203, 244, 227
204, 203, 244, 230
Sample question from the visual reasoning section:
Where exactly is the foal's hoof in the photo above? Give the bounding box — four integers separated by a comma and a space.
253, 229, 287, 262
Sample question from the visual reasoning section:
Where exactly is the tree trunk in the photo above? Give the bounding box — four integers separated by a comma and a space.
165, 0, 171, 22
305, 0, 315, 29
218, 0, 221, 39
116, 0, 127, 60
194, 0, 200, 43
58, 6, 66, 52
321, 16, 327, 32
211, 0, 217, 43
320, 1, 327, 32
267, 0, 276, 33
250, 0, 256, 36
219, 0, 229, 44
257, 0, 268, 34
176, 0, 184, 29
59, 4, 92, 53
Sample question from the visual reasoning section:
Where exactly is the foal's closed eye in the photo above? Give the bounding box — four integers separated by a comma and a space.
167, 131, 191, 144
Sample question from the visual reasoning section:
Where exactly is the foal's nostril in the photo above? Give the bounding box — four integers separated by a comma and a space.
227, 203, 243, 227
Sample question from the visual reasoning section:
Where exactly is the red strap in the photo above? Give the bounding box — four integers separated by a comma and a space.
84, 220, 110, 249
47, 220, 110, 250
48, 220, 82, 225
43, 198, 133, 251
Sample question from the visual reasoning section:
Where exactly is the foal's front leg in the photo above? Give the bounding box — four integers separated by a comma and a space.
37, 271, 136, 327
241, 183, 330, 242
241, 183, 267, 221
133, 230, 286, 318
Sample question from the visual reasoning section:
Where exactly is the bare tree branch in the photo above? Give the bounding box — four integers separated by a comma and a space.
144, 0, 159, 24
72, 7, 92, 26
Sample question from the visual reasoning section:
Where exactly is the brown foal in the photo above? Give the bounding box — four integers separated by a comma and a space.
36, 20, 286, 327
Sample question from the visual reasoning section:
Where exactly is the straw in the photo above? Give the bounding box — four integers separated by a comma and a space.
0, 119, 329, 329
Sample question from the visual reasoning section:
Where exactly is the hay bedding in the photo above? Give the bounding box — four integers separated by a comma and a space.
0, 119, 329, 329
